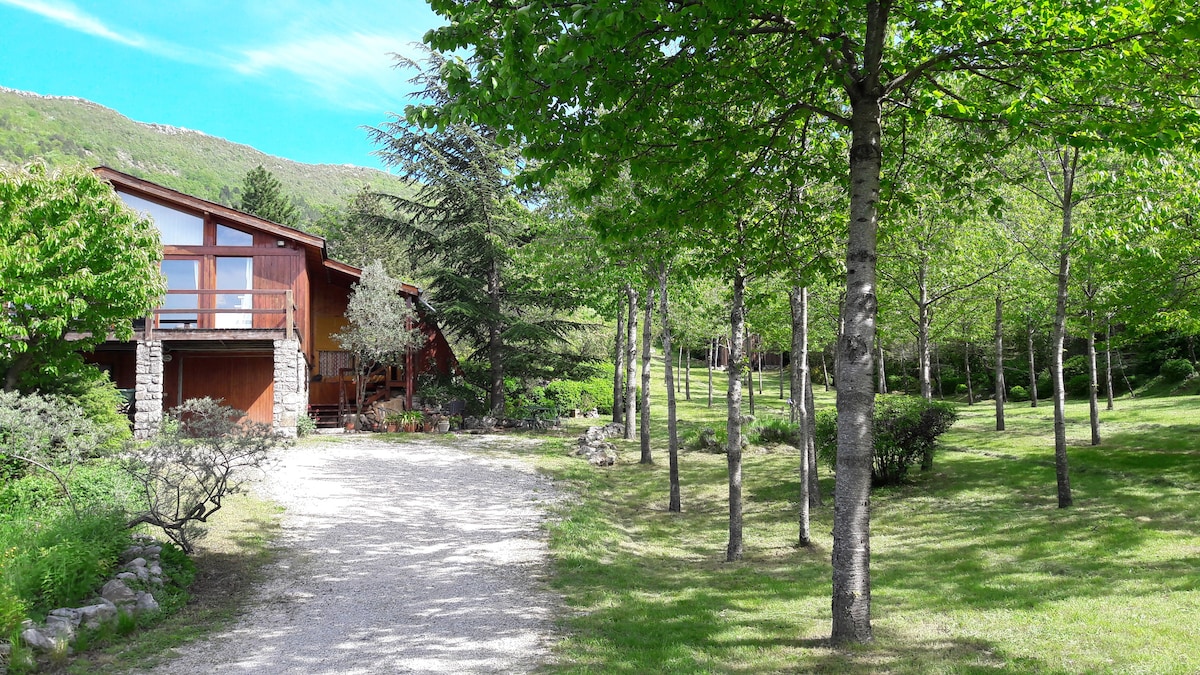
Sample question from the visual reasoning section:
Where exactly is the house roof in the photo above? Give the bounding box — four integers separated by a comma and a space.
93, 166, 423, 297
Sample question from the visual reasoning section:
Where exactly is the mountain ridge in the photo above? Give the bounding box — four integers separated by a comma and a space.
0, 86, 407, 225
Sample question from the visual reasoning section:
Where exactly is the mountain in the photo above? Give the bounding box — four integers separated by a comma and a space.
0, 86, 406, 225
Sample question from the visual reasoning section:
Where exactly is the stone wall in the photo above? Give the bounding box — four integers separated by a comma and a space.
273, 339, 305, 437
133, 340, 164, 439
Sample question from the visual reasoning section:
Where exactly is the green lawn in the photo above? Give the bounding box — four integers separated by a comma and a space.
492, 362, 1200, 673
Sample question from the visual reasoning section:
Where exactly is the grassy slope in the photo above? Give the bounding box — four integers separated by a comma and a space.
489, 361, 1200, 673
0, 87, 409, 225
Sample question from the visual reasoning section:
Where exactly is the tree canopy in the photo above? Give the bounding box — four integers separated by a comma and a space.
0, 164, 165, 390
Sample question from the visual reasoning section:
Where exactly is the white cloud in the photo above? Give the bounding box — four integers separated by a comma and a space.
232, 32, 420, 111
0, 0, 146, 47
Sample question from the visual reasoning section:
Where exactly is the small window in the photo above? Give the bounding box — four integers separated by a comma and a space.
118, 191, 204, 245
318, 351, 354, 379
216, 224, 254, 246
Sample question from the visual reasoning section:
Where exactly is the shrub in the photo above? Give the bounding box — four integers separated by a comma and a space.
0, 390, 118, 515
955, 383, 968, 394
1067, 374, 1092, 397
1159, 358, 1195, 383
296, 415, 317, 438
750, 418, 798, 445
122, 398, 289, 553
542, 376, 615, 414
1009, 385, 1030, 402
815, 395, 959, 486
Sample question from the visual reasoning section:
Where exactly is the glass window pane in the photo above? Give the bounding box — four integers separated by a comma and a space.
118, 191, 203, 245
160, 259, 198, 327
215, 258, 253, 328
216, 225, 253, 246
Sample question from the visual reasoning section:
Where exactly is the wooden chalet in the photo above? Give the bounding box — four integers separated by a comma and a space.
85, 167, 457, 437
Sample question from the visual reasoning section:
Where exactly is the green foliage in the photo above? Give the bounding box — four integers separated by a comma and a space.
0, 461, 134, 514
1067, 374, 1093, 397
815, 395, 959, 486
749, 418, 798, 445
237, 165, 300, 227
296, 415, 317, 438
1009, 385, 1031, 402
0, 164, 165, 389
542, 376, 615, 414
1159, 358, 1195, 383
0, 504, 127, 621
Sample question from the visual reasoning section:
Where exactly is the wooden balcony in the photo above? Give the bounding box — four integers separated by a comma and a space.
141, 289, 299, 344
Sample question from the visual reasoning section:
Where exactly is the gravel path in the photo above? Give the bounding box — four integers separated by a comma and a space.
139, 434, 561, 674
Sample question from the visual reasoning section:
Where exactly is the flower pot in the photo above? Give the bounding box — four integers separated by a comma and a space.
402, 423, 417, 433
386, 423, 399, 433
436, 420, 451, 433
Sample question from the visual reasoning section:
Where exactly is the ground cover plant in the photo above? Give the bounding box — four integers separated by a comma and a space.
479, 356, 1200, 673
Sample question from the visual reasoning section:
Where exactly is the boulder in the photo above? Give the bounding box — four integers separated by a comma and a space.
79, 602, 117, 629
101, 579, 136, 606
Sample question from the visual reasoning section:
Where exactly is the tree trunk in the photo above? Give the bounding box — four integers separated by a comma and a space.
624, 285, 638, 441
805, 358, 821, 508
3, 349, 36, 392
1028, 317, 1039, 408
822, 351, 830, 391
640, 285, 655, 464
726, 265, 748, 563
758, 350, 764, 394
613, 292, 625, 424
790, 285, 812, 547
917, 277, 933, 400
660, 269, 680, 512
1105, 320, 1115, 411
1051, 147, 1078, 509
995, 291, 1006, 432
934, 343, 944, 399
685, 343, 692, 401
747, 329, 755, 417
964, 339, 974, 406
677, 344, 683, 392
488, 259, 505, 416
1117, 349, 1135, 397
876, 338, 887, 394
1087, 316, 1101, 446
707, 338, 714, 408
779, 351, 785, 399
832, 71, 883, 645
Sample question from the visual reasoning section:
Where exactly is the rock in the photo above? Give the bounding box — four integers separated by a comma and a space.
120, 545, 144, 562
135, 566, 150, 581
43, 615, 75, 642
101, 579, 137, 606
150, 576, 164, 586
20, 628, 55, 652
143, 545, 162, 556
79, 602, 117, 629
126, 556, 148, 568
149, 564, 163, 576
47, 608, 81, 627
135, 591, 160, 613
117, 572, 138, 581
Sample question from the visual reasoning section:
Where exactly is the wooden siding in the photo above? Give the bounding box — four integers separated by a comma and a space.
165, 352, 275, 424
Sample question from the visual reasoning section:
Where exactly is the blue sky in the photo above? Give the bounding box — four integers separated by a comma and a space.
0, 0, 447, 169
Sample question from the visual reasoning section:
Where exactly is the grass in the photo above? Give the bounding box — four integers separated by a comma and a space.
474, 359, 1200, 673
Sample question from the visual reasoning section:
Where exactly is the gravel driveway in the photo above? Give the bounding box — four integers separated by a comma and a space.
139, 434, 561, 674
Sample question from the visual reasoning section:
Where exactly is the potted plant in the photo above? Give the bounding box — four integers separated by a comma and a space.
399, 409, 424, 432
384, 412, 404, 433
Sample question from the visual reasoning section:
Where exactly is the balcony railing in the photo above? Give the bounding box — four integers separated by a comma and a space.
147, 289, 296, 340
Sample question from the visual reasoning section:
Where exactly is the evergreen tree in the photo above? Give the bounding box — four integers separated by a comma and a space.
238, 165, 300, 227
368, 48, 571, 415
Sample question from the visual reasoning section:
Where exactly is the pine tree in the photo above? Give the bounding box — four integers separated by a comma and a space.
238, 165, 300, 227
